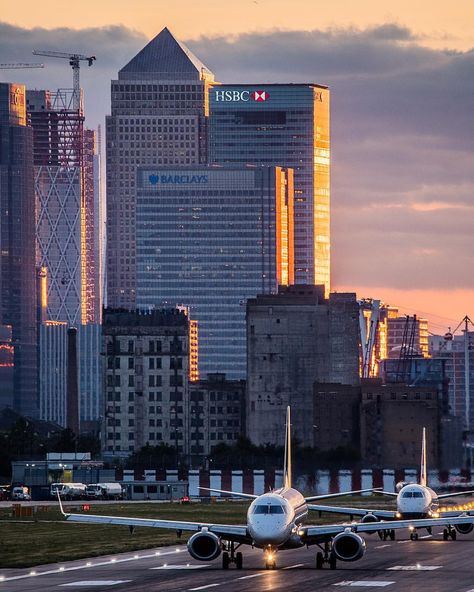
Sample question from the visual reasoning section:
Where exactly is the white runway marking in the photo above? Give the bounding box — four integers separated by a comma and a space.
237, 573, 266, 580
375, 545, 390, 549
397, 540, 411, 544
152, 564, 209, 570
282, 563, 305, 569
188, 585, 221, 591
333, 582, 395, 588
60, 582, 132, 587
419, 535, 432, 539
388, 565, 442, 571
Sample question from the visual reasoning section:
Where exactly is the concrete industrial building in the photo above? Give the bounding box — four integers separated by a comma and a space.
136, 165, 294, 377
188, 373, 246, 465
246, 286, 360, 446
102, 308, 197, 457
209, 84, 330, 292
106, 28, 215, 310
0, 83, 37, 416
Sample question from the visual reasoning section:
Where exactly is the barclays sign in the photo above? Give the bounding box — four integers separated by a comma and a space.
148, 174, 209, 185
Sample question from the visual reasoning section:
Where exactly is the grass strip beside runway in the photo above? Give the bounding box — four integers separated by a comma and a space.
0, 496, 393, 568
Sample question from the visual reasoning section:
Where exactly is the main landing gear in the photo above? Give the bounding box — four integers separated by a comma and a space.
409, 530, 419, 541
263, 547, 277, 570
315, 541, 337, 570
222, 542, 243, 569
443, 526, 457, 541
378, 529, 396, 541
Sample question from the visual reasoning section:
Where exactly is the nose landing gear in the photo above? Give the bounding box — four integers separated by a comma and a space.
263, 547, 277, 570
222, 542, 243, 569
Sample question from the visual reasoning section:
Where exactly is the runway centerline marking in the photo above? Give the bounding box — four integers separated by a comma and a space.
152, 564, 209, 570
419, 535, 432, 539
188, 585, 221, 591
60, 582, 132, 587
388, 565, 442, 571
333, 582, 395, 588
282, 563, 305, 569
237, 573, 266, 579
375, 545, 390, 549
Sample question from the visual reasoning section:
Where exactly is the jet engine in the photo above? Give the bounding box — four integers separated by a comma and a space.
187, 531, 222, 561
360, 513, 378, 524
455, 523, 474, 535
331, 532, 366, 562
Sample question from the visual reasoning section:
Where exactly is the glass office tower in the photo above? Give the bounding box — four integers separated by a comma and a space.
209, 84, 330, 293
136, 165, 294, 377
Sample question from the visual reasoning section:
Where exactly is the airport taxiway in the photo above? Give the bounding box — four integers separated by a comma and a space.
1, 528, 474, 591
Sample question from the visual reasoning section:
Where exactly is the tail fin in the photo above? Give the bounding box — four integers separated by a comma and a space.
420, 427, 427, 487
283, 406, 292, 489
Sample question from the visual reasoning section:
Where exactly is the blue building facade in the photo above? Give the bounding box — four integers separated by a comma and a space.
208, 84, 330, 293
135, 165, 294, 378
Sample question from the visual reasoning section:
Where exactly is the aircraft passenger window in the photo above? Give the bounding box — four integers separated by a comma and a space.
254, 505, 269, 514
269, 505, 284, 514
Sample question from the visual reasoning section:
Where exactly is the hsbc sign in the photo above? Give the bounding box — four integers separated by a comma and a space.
214, 89, 270, 102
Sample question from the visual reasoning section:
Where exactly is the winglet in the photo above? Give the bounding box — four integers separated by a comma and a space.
283, 406, 292, 489
420, 427, 427, 487
57, 490, 67, 517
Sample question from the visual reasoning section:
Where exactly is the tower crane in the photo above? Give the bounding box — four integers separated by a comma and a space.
0, 63, 44, 69
32, 50, 96, 110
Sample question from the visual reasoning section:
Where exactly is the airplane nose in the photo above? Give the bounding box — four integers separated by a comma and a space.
249, 518, 288, 546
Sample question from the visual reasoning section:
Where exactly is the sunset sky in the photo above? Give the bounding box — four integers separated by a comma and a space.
1, 1, 473, 333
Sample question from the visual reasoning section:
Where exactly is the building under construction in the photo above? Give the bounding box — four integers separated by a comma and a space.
27, 89, 99, 325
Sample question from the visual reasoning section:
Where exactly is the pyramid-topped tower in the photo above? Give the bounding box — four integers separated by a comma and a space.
119, 27, 214, 81
107, 27, 216, 310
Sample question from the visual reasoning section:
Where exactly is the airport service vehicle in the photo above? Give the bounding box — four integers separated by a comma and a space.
58, 408, 474, 570
12, 486, 31, 501
85, 482, 123, 500
310, 428, 474, 541
50, 483, 87, 500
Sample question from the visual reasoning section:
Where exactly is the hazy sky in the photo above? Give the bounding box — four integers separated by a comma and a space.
1, 1, 473, 332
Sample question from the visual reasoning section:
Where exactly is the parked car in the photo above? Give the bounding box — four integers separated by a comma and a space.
11, 486, 31, 501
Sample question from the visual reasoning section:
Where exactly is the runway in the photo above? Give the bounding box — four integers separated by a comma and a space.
1, 528, 474, 592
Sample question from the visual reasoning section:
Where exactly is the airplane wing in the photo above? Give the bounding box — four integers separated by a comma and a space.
304, 488, 382, 503
199, 487, 257, 499
307, 504, 397, 519
438, 489, 474, 499
58, 495, 249, 542
299, 514, 474, 543
372, 490, 399, 497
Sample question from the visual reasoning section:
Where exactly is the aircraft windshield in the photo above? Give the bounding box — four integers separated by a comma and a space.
402, 491, 424, 498
253, 505, 285, 514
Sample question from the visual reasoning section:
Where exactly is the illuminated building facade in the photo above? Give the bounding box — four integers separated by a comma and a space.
0, 83, 38, 416
106, 27, 215, 309
136, 165, 294, 378
27, 89, 99, 326
209, 84, 330, 292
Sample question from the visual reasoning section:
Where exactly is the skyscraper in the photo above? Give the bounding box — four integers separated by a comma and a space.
106, 27, 215, 309
209, 84, 330, 292
27, 89, 99, 325
0, 83, 37, 416
135, 165, 294, 377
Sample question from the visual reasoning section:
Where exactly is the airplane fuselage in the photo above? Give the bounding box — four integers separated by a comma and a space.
247, 487, 308, 549
396, 484, 439, 519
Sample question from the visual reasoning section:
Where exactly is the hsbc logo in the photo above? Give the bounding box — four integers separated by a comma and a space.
214, 89, 270, 102
252, 90, 269, 102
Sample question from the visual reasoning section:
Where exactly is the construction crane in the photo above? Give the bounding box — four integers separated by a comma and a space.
32, 50, 96, 110
0, 63, 44, 69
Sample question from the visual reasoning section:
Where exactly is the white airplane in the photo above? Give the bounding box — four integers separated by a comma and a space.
310, 427, 474, 542
58, 410, 474, 570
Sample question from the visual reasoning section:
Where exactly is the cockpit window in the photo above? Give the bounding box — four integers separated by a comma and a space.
253, 504, 285, 514
402, 491, 424, 498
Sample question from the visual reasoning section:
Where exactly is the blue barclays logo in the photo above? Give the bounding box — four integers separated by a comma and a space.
148, 173, 208, 185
